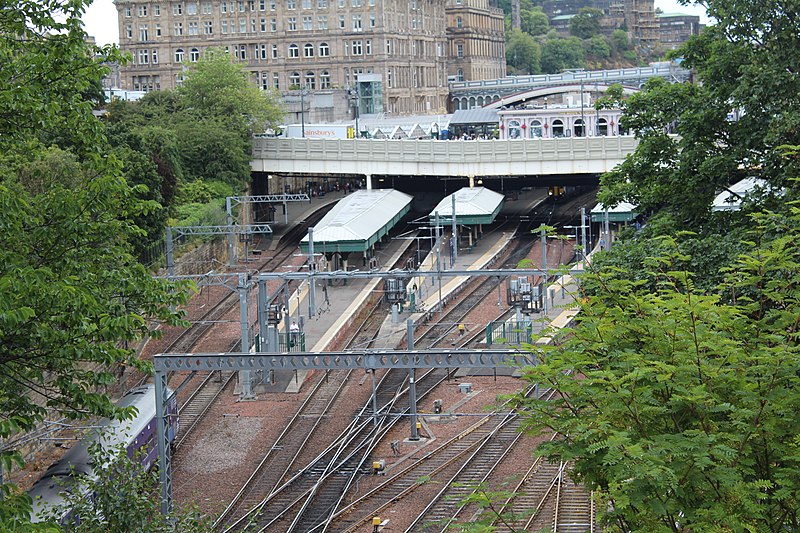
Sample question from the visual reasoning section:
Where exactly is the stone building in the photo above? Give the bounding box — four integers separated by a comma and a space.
656, 12, 702, 50
115, 0, 506, 116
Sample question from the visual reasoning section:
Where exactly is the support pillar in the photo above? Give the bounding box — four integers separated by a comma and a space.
238, 273, 254, 400
155, 371, 173, 516
469, 175, 475, 188
408, 319, 419, 441
226, 196, 236, 267
371, 369, 378, 426
308, 227, 316, 317
366, 174, 372, 190
451, 195, 457, 266
257, 279, 267, 350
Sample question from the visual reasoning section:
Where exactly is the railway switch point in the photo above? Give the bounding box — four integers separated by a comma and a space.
373, 459, 385, 475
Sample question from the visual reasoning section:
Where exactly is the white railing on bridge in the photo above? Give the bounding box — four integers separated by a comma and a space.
449, 64, 690, 92
251, 136, 639, 177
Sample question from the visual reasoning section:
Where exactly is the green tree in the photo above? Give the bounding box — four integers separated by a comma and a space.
584, 34, 611, 59
516, 221, 800, 530
610, 29, 630, 52
0, 1, 191, 524
37, 445, 210, 531
569, 7, 603, 39
506, 29, 541, 74
176, 48, 284, 140
520, 6, 549, 36
540, 36, 586, 73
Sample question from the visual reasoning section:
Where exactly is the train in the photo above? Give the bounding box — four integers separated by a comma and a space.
27, 384, 179, 523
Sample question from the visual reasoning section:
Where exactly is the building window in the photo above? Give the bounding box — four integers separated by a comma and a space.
387, 68, 393, 88
370, 13, 375, 27
271, 18, 277, 31
251, 18, 257, 32
338, 15, 345, 29
125, 24, 133, 38
204, 21, 213, 34
271, 43, 278, 58
412, 17, 417, 30
125, 6, 131, 17
457, 68, 464, 81
190, 47, 200, 61
222, 20, 228, 32
188, 21, 199, 35
259, 43, 267, 58
352, 14, 362, 31
456, 16, 462, 28
138, 4, 148, 16
287, 0, 296, 8
238, 0, 245, 11
173, 22, 183, 35
203, 2, 212, 13
273, 72, 280, 88
139, 24, 149, 41
288, 17, 296, 30
260, 17, 266, 31
317, 16, 327, 29
175, 48, 185, 62
552, 119, 564, 137
154, 4, 161, 15
304, 43, 314, 57
318, 42, 329, 56
303, 16, 312, 30
137, 49, 148, 63
456, 43, 463, 57
338, 0, 344, 7
352, 40, 362, 55
317, 0, 327, 7
320, 70, 330, 89
270, 0, 276, 9
305, 71, 315, 89
288, 43, 299, 57
260, 0, 266, 8
155, 23, 162, 36
239, 18, 246, 32
239, 44, 247, 59
187, 2, 197, 15
366, 40, 371, 55
302, 0, 311, 8
221, 1, 228, 13
289, 71, 300, 87
530, 120, 543, 138
368, 0, 374, 5
261, 72, 269, 89
152, 49, 159, 63
173, 3, 183, 15
351, 0, 360, 5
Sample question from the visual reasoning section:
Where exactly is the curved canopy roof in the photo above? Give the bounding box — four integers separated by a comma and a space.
428, 187, 504, 225
301, 189, 412, 253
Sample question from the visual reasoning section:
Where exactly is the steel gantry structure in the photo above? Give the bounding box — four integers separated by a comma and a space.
153, 263, 583, 517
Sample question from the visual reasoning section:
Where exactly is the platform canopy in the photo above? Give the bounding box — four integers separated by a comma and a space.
301, 189, 412, 253
590, 201, 639, 222
428, 187, 504, 225
712, 177, 768, 211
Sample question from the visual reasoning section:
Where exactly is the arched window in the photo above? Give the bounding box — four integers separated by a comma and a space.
320, 70, 331, 89
456, 16, 462, 28
597, 117, 608, 136
508, 119, 521, 139
319, 42, 330, 56
552, 119, 564, 137
190, 47, 200, 62
530, 120, 542, 138
457, 68, 464, 82
574, 118, 585, 137
175, 48, 185, 62
305, 71, 315, 89
468, 96, 476, 108
304, 43, 314, 57
288, 43, 299, 58
289, 71, 301, 87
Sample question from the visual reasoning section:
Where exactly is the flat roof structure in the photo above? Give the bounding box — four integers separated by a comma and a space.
591, 201, 639, 222
428, 187, 504, 225
712, 177, 768, 211
300, 189, 412, 254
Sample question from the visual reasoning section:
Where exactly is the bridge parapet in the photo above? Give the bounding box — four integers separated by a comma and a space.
251, 136, 639, 177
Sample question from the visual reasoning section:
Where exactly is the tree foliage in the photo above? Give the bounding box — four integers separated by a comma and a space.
569, 7, 604, 39
506, 29, 541, 75
0, 0, 192, 524
540, 36, 586, 73
517, 214, 800, 530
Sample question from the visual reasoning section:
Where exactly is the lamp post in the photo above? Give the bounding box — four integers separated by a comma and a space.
300, 84, 308, 138
348, 86, 360, 138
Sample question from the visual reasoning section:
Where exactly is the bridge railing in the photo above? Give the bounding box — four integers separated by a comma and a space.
252, 136, 639, 164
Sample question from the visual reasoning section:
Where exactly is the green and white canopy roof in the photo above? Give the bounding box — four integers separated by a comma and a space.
428, 187, 504, 225
300, 189, 412, 253
590, 201, 639, 222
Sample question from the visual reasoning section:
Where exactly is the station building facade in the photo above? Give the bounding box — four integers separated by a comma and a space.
115, 0, 506, 116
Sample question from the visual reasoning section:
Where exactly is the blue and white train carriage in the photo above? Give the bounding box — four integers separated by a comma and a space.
27, 384, 179, 523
